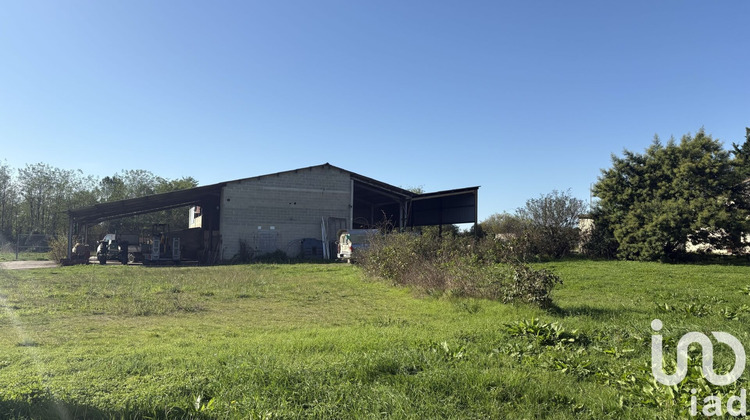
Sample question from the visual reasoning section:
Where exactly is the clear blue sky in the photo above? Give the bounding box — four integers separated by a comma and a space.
1, 1, 748, 221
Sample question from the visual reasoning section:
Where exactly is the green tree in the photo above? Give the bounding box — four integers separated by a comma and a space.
154, 176, 200, 231
98, 175, 127, 202
0, 161, 17, 240
592, 129, 748, 261
730, 128, 750, 215
96, 171, 199, 234
731, 128, 750, 177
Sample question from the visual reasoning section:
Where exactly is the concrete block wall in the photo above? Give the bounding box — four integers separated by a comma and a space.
220, 166, 352, 259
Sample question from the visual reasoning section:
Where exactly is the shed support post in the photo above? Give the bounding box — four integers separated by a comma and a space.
438, 199, 443, 238
474, 190, 479, 237
349, 179, 354, 230
67, 217, 74, 261
399, 201, 405, 231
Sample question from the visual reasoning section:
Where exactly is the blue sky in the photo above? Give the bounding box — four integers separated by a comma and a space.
1, 1, 748, 220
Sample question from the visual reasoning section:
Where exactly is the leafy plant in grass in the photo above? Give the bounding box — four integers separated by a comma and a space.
720, 304, 750, 320
504, 318, 588, 346
430, 341, 467, 363
682, 302, 711, 317
604, 357, 747, 416
543, 349, 594, 378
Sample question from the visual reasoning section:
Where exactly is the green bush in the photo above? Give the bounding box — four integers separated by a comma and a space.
359, 233, 561, 308
229, 241, 291, 264
254, 249, 291, 264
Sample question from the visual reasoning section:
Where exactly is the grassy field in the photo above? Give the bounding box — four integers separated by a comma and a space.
0, 260, 749, 419
0, 252, 51, 262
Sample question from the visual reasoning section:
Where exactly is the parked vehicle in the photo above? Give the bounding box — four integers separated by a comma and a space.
336, 229, 378, 263
96, 233, 142, 264
96, 240, 109, 265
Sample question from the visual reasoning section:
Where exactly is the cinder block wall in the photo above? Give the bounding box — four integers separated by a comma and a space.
220, 166, 351, 259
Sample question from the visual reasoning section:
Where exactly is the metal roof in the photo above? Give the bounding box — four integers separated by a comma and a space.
411, 186, 481, 201
221, 163, 416, 199
68, 183, 225, 224
409, 186, 479, 226
67, 163, 418, 224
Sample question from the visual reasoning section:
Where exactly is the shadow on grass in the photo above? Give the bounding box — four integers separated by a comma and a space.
667, 254, 750, 267
550, 254, 750, 267
0, 398, 207, 420
547, 303, 634, 320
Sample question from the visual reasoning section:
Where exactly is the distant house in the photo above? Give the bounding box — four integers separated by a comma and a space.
578, 214, 594, 237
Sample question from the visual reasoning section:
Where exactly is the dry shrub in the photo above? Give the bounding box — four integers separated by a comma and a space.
359, 233, 561, 308
47, 235, 68, 263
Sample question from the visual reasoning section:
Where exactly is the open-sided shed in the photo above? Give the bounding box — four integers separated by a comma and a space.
67, 164, 478, 262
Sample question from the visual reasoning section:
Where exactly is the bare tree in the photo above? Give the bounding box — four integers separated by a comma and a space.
517, 189, 587, 258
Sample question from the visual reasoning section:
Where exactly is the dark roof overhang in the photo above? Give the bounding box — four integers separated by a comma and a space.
68, 183, 225, 224
409, 186, 480, 226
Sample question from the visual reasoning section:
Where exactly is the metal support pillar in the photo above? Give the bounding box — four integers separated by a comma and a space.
67, 217, 74, 260
399, 201, 405, 230
349, 180, 354, 230
474, 190, 479, 237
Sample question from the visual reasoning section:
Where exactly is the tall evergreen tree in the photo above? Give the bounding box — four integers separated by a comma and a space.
592, 129, 749, 261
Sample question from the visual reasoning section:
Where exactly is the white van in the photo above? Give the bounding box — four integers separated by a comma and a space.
337, 229, 379, 263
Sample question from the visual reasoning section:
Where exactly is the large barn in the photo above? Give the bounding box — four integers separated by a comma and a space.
67, 164, 479, 262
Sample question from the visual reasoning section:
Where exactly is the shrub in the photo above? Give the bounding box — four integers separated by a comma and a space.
229, 240, 254, 264
480, 190, 587, 260
359, 233, 562, 308
229, 241, 290, 264
516, 190, 586, 259
254, 250, 290, 264
47, 235, 67, 263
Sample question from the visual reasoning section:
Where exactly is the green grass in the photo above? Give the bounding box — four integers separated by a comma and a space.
0, 260, 749, 418
0, 252, 50, 262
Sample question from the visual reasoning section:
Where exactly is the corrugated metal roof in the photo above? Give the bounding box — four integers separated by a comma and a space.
68, 163, 420, 224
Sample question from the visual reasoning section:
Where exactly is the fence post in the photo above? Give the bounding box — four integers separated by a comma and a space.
15, 231, 19, 260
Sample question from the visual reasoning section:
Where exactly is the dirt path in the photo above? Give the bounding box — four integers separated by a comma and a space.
0, 260, 59, 270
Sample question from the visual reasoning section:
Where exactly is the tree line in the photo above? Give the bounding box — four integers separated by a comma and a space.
478, 127, 750, 262
0, 162, 197, 246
